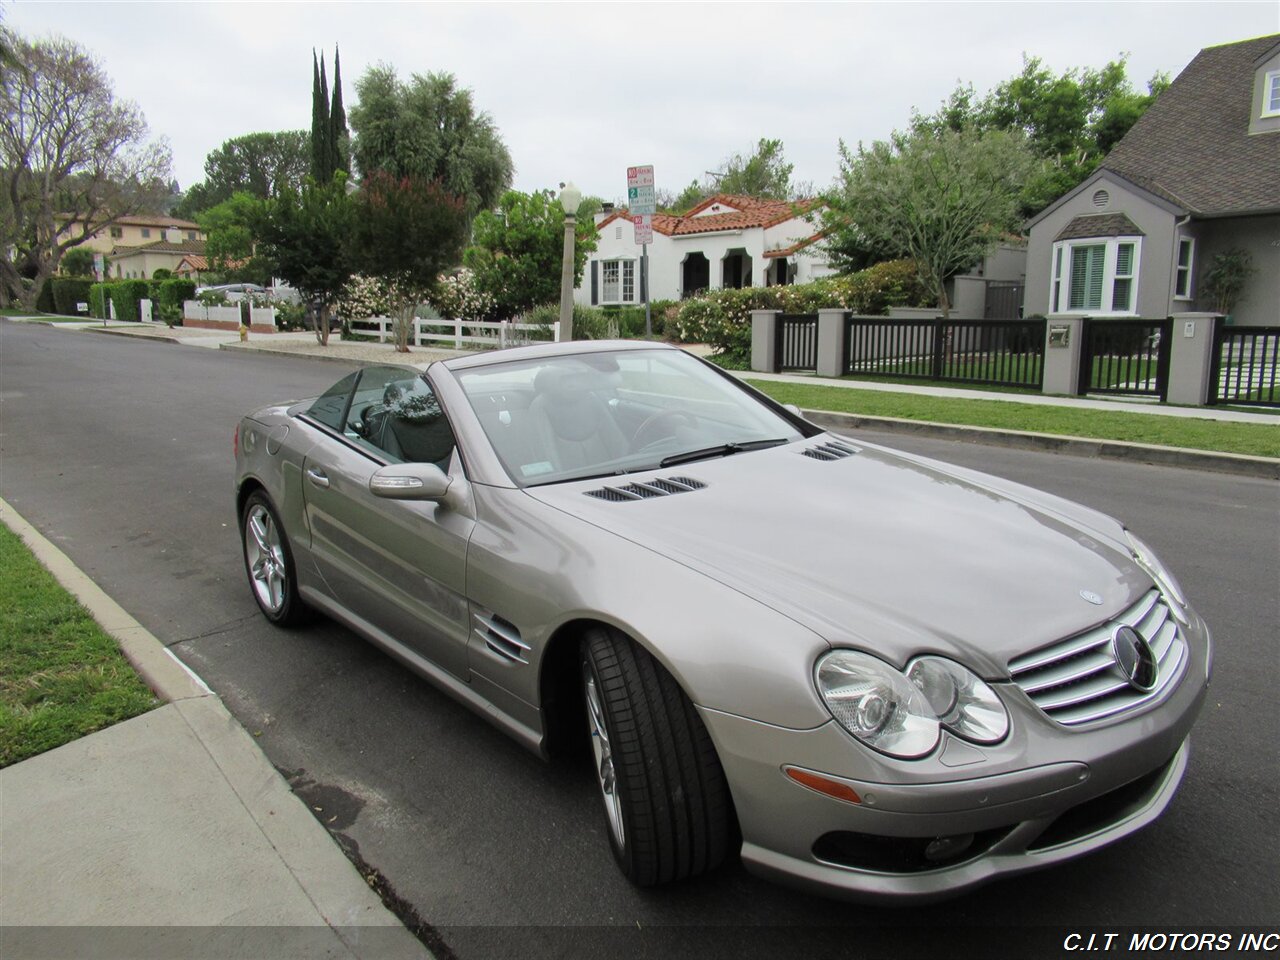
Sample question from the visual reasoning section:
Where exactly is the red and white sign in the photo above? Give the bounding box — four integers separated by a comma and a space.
632, 215, 652, 245
626, 165, 654, 188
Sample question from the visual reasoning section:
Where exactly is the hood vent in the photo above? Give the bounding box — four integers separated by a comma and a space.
474, 610, 530, 664
585, 475, 706, 502
801, 440, 860, 461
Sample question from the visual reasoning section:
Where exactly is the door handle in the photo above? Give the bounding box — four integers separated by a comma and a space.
306, 466, 330, 489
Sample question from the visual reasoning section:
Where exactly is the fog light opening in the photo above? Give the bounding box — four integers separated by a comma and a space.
924, 834, 974, 863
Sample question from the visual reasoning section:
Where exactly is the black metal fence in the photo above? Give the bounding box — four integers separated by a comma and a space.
843, 315, 1046, 389
775, 314, 819, 371
1209, 325, 1280, 407
1078, 319, 1172, 401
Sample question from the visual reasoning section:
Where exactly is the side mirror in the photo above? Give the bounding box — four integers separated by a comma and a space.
369, 462, 452, 501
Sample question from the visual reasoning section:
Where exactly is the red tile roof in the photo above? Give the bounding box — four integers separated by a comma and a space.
763, 231, 826, 258
596, 194, 822, 237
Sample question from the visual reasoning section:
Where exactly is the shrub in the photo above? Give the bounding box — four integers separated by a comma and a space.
671, 259, 932, 361
154, 279, 195, 327
197, 289, 229, 306
273, 300, 307, 331
60, 248, 96, 278
109, 279, 150, 322
89, 283, 110, 319
51, 278, 94, 316
35, 278, 55, 313
426, 269, 496, 324
151, 268, 174, 281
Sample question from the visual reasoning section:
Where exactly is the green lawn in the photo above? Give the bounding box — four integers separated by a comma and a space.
0, 523, 157, 767
1, 309, 89, 322
747, 379, 1280, 459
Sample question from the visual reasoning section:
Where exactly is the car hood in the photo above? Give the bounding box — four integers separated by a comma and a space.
524, 437, 1151, 676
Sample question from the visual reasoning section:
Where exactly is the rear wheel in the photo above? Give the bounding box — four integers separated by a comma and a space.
241, 491, 308, 626
580, 626, 734, 886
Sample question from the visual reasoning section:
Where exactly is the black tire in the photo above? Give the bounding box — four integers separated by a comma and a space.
581, 626, 735, 886
240, 491, 309, 627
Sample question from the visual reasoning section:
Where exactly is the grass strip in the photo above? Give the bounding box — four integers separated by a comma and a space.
0, 523, 157, 767
747, 380, 1280, 459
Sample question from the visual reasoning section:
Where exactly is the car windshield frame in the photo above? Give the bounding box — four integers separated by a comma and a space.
453, 347, 814, 488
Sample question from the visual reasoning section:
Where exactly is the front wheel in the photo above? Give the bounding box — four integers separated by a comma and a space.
241, 491, 309, 626
581, 626, 735, 886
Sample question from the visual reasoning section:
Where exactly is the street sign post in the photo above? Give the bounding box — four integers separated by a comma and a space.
627, 166, 655, 336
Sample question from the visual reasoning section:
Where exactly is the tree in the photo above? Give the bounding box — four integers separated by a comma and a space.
197, 191, 269, 283
656, 138, 802, 215
0, 31, 172, 307
254, 175, 354, 346
916, 56, 1169, 216
349, 67, 513, 218
310, 51, 330, 181
350, 171, 469, 351
329, 47, 349, 176
823, 126, 1036, 317
461, 189, 597, 322
172, 131, 307, 219
59, 247, 96, 277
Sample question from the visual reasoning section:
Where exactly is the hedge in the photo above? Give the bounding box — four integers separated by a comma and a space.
109, 279, 150, 323
51, 278, 94, 316
35, 278, 55, 313
154, 278, 195, 324
89, 283, 109, 319
671, 259, 933, 363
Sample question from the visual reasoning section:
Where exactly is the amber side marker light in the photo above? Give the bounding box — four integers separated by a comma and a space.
784, 766, 862, 805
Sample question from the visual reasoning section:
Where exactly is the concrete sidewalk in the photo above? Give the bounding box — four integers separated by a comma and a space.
0, 499, 431, 960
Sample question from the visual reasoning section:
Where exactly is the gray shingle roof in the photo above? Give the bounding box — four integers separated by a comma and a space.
1101, 34, 1280, 216
1055, 213, 1145, 241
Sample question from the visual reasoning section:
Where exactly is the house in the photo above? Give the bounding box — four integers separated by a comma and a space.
108, 237, 209, 280
56, 214, 205, 255
1025, 33, 1280, 326
575, 194, 833, 306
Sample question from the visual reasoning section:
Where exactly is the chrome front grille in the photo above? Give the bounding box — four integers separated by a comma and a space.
1008, 590, 1187, 726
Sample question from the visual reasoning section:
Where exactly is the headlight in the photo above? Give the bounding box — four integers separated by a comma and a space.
1125, 530, 1188, 610
905, 656, 1009, 744
817, 651, 1009, 759
815, 651, 939, 758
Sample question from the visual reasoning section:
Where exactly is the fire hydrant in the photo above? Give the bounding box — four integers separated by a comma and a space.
239, 322, 248, 342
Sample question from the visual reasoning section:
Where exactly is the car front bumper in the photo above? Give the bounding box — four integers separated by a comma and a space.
698, 615, 1211, 902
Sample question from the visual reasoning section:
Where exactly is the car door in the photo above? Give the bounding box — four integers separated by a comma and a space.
301, 366, 474, 679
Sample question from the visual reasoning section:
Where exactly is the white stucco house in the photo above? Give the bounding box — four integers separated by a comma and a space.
574, 194, 833, 306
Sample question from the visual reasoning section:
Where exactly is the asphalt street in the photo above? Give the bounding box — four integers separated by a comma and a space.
2, 319, 1277, 958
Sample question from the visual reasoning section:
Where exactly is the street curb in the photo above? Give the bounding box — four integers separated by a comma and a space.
0, 496, 431, 958
82, 325, 181, 344
218, 340, 386, 366
803, 409, 1280, 479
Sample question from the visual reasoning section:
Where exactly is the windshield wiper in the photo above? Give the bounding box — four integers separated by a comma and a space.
527, 467, 631, 488
659, 438, 788, 468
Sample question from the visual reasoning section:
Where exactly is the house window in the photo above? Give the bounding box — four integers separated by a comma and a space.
188, 231, 197, 241
1264, 70, 1280, 117
1174, 238, 1195, 300
141, 228, 151, 238
600, 259, 635, 303
110, 226, 123, 239
1050, 238, 1142, 315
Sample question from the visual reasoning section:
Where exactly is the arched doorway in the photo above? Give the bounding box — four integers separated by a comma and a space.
682, 253, 710, 298
721, 248, 752, 289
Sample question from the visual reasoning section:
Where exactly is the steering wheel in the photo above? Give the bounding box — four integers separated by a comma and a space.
633, 409, 698, 451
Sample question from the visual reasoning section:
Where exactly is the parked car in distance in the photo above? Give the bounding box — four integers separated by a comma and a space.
233, 340, 1211, 901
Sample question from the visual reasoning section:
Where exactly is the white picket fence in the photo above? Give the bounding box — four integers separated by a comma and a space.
346, 317, 557, 350
182, 301, 278, 329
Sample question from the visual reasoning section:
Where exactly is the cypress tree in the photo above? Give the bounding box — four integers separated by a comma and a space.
310, 50, 331, 181
330, 46, 349, 175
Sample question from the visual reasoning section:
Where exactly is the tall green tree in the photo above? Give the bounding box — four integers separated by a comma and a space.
657, 138, 802, 215
310, 51, 331, 181
0, 30, 172, 307
173, 131, 307, 218
329, 47, 349, 176
915, 55, 1169, 215
197, 192, 269, 282
350, 171, 470, 351
461, 189, 596, 322
349, 67, 513, 218
254, 175, 353, 346
822, 126, 1036, 317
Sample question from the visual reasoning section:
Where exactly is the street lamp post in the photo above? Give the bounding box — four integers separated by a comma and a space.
557, 181, 581, 342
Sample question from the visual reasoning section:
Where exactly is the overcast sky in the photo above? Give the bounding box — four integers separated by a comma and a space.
8, 1, 1279, 206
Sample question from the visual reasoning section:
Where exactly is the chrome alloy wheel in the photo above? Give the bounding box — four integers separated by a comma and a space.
245, 503, 287, 614
584, 662, 626, 847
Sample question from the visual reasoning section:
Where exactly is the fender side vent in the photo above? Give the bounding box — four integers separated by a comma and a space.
801, 440, 860, 461
585, 475, 706, 502
474, 611, 529, 664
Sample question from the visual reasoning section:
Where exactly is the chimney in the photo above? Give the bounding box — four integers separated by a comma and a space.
595, 202, 615, 226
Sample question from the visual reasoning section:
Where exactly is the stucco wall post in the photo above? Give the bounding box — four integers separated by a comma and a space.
750, 310, 781, 373
816, 309, 848, 378
1166, 313, 1220, 406
1042, 316, 1085, 396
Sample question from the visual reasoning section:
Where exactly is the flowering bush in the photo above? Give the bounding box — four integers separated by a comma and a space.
427, 269, 496, 324
672, 259, 932, 364
334, 274, 397, 321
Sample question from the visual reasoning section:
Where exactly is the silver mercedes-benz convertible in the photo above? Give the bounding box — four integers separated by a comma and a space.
234, 339, 1211, 901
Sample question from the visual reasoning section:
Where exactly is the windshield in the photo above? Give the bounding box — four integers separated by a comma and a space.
455, 349, 805, 486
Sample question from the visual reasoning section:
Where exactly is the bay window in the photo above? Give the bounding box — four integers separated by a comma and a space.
1050, 237, 1142, 315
